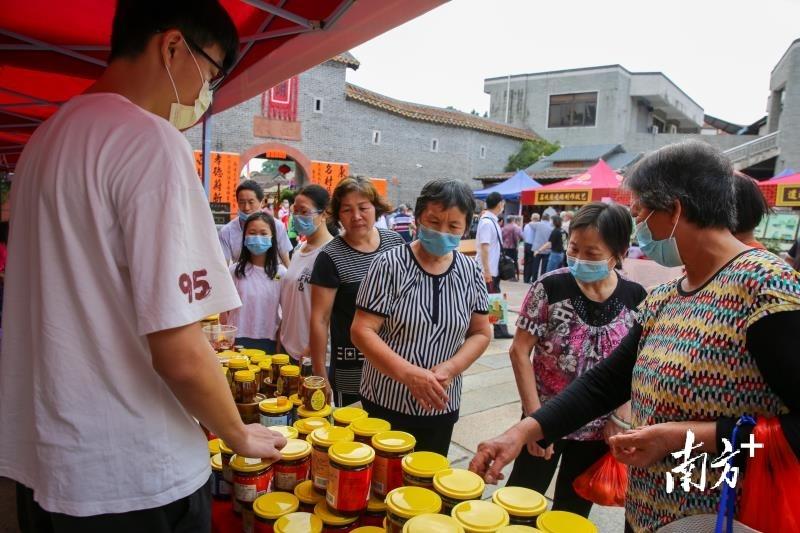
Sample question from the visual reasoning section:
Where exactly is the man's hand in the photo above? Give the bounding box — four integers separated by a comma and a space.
227, 424, 287, 461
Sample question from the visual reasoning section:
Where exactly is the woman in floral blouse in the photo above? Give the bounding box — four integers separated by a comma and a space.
506, 201, 646, 517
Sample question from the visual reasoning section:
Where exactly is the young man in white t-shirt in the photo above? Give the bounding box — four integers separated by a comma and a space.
0, 2, 284, 530
476, 192, 512, 339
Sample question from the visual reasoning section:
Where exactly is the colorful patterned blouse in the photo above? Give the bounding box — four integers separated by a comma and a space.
517, 268, 646, 440
628, 249, 800, 532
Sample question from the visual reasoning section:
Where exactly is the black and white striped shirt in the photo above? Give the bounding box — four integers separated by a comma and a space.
356, 244, 489, 416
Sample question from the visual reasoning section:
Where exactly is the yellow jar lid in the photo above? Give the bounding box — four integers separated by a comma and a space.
208, 438, 221, 456
227, 356, 250, 370
385, 486, 442, 518
203, 314, 220, 321
249, 364, 262, 373
367, 493, 387, 513
210, 453, 223, 471
432, 469, 485, 500
274, 512, 323, 533
252, 492, 299, 520
270, 425, 300, 440
349, 417, 391, 437
289, 394, 303, 407
293, 480, 324, 505
293, 417, 330, 435
403, 513, 466, 533
229, 454, 274, 473
313, 502, 359, 525
402, 451, 450, 478
259, 359, 272, 371
240, 348, 267, 359
218, 349, 240, 360
492, 487, 547, 517
536, 511, 597, 533
352, 527, 386, 533
218, 439, 233, 455
372, 430, 416, 453
332, 406, 368, 425
260, 397, 293, 414
309, 426, 354, 448
297, 404, 332, 419
451, 500, 510, 532
280, 365, 300, 377
328, 441, 375, 467
234, 370, 256, 383
280, 439, 312, 461
497, 526, 543, 533
222, 366, 230, 377
272, 354, 290, 364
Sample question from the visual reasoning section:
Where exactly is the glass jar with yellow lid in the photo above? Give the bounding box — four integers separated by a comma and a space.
535, 511, 597, 533
371, 431, 416, 498
219, 439, 235, 484
308, 426, 354, 494
250, 492, 299, 533
313, 501, 359, 531
385, 486, 442, 533
259, 358, 273, 394
269, 425, 299, 440
497, 526, 543, 532
332, 406, 368, 427
260, 397, 293, 427
491, 487, 547, 526
227, 355, 251, 371
288, 394, 303, 425
235, 370, 258, 404
240, 348, 267, 360
293, 480, 324, 513
273, 439, 312, 492
432, 469, 485, 515
401, 451, 450, 488
360, 494, 387, 527
451, 500, 510, 533
249, 364, 262, 389
210, 453, 230, 501
293, 416, 330, 440
230, 455, 275, 515
403, 513, 465, 533
277, 364, 301, 398
217, 349, 241, 365
208, 438, 221, 457
351, 527, 385, 533
300, 376, 330, 411
326, 442, 375, 516
348, 417, 391, 445
297, 404, 333, 425
274, 512, 323, 533
271, 354, 291, 391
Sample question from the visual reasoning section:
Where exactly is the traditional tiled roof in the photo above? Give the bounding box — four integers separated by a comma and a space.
345, 83, 538, 141
330, 52, 360, 69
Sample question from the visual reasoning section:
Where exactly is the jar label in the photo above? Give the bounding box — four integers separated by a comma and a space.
311, 389, 325, 411
274, 460, 311, 491
326, 463, 373, 513
312, 448, 330, 491
260, 413, 291, 427
234, 470, 272, 503
373, 454, 404, 497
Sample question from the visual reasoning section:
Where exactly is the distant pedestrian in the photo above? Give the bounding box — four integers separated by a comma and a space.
530, 213, 553, 280
523, 213, 540, 283
476, 192, 512, 338
502, 215, 523, 280
391, 204, 415, 242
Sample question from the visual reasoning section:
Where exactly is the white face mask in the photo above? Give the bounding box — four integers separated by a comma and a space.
164, 39, 212, 130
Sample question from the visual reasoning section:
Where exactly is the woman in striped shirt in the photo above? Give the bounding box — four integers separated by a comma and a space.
352, 179, 492, 455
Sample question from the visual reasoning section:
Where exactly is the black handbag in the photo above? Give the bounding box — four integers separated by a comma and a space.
483, 216, 517, 281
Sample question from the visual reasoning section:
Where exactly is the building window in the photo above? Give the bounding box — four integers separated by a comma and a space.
431, 138, 439, 152
548, 92, 597, 128
668, 123, 678, 134
371, 130, 381, 145
480, 146, 487, 159
651, 116, 665, 134
313, 98, 323, 113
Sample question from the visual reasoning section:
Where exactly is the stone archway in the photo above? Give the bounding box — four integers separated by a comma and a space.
239, 142, 312, 186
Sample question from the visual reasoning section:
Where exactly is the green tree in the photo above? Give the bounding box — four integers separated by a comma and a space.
504, 139, 559, 172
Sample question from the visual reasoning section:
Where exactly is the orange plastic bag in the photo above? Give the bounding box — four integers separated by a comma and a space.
738, 417, 800, 533
572, 451, 627, 507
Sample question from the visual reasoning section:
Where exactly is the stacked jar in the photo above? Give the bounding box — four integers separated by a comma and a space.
293, 416, 330, 441
360, 494, 387, 527
301, 376, 331, 412
274, 512, 323, 533
273, 439, 312, 492
313, 501, 359, 532
218, 439, 235, 490
230, 455, 275, 515
326, 442, 374, 516
535, 511, 597, 533
235, 370, 261, 424
432, 469, 485, 515
403, 514, 465, 532
308, 426, 354, 495
260, 397, 293, 427
277, 365, 301, 398
270, 354, 290, 396
450, 500, 510, 533
348, 417, 391, 445
259, 358, 273, 394
384, 486, 442, 533
293, 480, 324, 513
249, 492, 299, 533
227, 356, 250, 397
371, 431, 416, 498
491, 487, 547, 527
297, 404, 333, 425
332, 407, 368, 427
208, 438, 221, 457
210, 453, 230, 501
401, 451, 450, 488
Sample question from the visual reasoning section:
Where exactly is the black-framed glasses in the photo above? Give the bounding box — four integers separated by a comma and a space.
184, 36, 227, 91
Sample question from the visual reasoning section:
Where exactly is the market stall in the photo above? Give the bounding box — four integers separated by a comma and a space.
755, 172, 800, 253
520, 159, 630, 207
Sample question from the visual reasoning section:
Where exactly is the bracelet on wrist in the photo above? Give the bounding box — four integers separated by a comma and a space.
610, 412, 632, 430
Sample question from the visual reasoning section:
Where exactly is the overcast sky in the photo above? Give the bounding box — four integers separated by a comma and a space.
348, 0, 799, 126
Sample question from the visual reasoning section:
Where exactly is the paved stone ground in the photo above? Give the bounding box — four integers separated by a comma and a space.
0, 276, 632, 533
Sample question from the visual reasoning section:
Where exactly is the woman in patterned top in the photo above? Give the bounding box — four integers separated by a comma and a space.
471, 141, 800, 533
505, 202, 646, 517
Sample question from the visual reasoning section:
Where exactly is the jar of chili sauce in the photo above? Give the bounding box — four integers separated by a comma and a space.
326, 442, 374, 516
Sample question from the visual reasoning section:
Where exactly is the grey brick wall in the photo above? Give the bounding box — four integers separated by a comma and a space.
186, 60, 524, 207
771, 41, 800, 173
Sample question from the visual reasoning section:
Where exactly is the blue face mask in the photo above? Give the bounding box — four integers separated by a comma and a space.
292, 213, 319, 236
238, 210, 250, 222
244, 235, 272, 256
635, 212, 683, 267
417, 224, 461, 257
567, 255, 612, 283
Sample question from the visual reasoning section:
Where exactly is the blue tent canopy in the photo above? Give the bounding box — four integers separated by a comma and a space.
473, 170, 541, 200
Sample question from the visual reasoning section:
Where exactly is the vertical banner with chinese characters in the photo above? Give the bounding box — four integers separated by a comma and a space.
370, 178, 388, 198
194, 150, 241, 218
310, 161, 349, 194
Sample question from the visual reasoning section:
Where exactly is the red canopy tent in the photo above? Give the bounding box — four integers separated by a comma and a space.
0, 0, 447, 172
758, 172, 800, 208
520, 159, 630, 206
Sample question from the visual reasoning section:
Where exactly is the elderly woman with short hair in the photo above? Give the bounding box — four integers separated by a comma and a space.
471, 141, 800, 532
351, 179, 492, 455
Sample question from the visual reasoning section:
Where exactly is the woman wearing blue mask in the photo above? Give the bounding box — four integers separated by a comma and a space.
351, 179, 492, 455
223, 212, 287, 352
502, 201, 647, 518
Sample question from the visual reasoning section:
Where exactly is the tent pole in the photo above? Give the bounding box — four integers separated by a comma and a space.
202, 112, 213, 197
